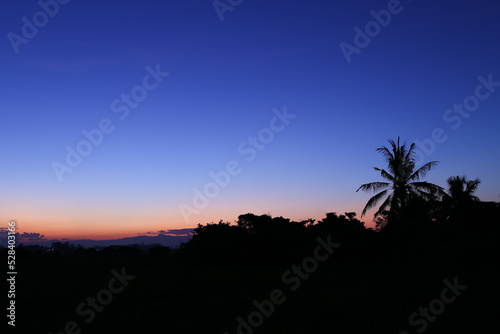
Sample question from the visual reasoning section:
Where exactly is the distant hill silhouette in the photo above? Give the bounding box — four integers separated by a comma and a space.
9, 233, 191, 248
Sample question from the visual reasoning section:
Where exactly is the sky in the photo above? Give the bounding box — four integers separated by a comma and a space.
1, 0, 499, 241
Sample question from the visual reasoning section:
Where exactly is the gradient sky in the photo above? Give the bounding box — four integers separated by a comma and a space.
1, 0, 500, 241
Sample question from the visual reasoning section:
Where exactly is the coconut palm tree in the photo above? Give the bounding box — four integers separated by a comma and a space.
446, 175, 481, 203
444, 175, 481, 223
357, 137, 444, 224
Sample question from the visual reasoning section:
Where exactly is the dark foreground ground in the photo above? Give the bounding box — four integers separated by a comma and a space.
5, 231, 500, 334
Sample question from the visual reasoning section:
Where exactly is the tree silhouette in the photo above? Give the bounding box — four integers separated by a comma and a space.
446, 175, 481, 203
310, 212, 366, 242
444, 175, 481, 224
357, 137, 444, 225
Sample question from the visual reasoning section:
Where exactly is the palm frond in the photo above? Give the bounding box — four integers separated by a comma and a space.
412, 189, 437, 201
373, 167, 395, 181
374, 193, 393, 218
410, 181, 443, 193
376, 146, 394, 164
409, 161, 439, 181
357, 182, 390, 193
361, 190, 389, 217
465, 179, 481, 195
404, 142, 416, 162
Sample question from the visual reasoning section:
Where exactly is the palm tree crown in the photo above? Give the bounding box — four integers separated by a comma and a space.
357, 137, 444, 220
446, 175, 481, 203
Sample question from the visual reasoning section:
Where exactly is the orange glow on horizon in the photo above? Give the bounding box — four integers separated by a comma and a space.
8, 213, 375, 242
3, 197, 375, 242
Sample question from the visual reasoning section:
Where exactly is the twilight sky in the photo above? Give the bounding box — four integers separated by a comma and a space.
1, 0, 499, 241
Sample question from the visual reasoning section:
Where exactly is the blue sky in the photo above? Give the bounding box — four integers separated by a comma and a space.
1, 0, 499, 239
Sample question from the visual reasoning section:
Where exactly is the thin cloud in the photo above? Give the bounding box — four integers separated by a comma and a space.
138, 228, 194, 237
0, 230, 46, 245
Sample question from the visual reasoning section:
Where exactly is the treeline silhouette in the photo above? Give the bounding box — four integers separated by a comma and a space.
10, 241, 172, 259
9, 201, 499, 334
180, 212, 368, 264
10, 195, 499, 263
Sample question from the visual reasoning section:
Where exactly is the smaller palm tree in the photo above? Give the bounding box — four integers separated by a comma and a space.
446, 176, 481, 203
444, 176, 481, 223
